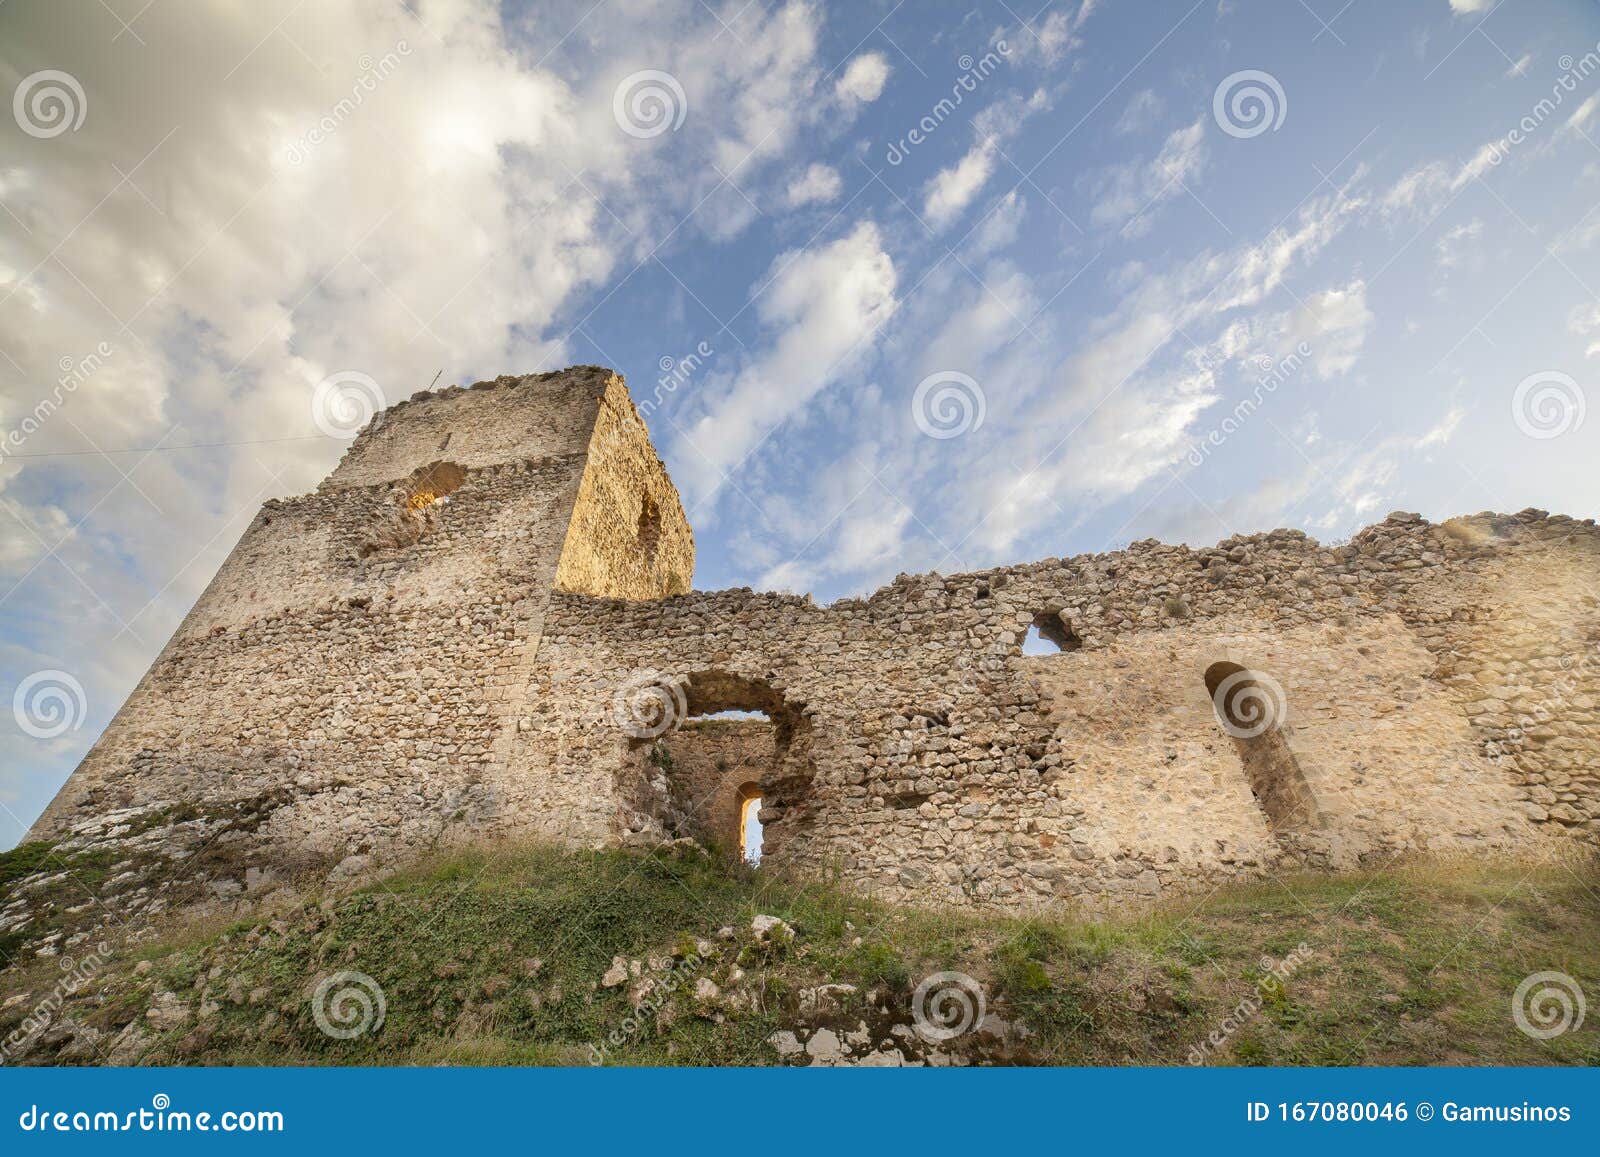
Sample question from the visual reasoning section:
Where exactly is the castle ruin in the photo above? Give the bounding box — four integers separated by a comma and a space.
26, 367, 1600, 911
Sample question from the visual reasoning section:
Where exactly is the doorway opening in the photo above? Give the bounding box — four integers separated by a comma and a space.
619, 671, 813, 863
738, 783, 763, 864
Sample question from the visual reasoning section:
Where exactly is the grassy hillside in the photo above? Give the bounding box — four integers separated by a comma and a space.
2, 841, 1596, 1066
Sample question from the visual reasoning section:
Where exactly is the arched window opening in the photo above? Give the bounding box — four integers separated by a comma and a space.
1021, 625, 1056, 654
1204, 661, 1318, 834
618, 671, 814, 865
738, 783, 763, 865
1023, 609, 1082, 654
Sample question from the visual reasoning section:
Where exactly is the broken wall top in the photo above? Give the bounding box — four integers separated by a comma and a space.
322, 366, 618, 491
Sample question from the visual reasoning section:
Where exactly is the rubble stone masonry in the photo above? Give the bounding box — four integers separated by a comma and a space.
25, 367, 1600, 915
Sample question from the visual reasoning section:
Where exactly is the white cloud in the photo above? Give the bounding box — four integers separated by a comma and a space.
1506, 52, 1533, 78
1571, 302, 1600, 333
1283, 281, 1375, 379
1435, 219, 1484, 268
835, 53, 891, 104
1007, 0, 1098, 65
1571, 301, 1600, 358
1114, 89, 1165, 135
1029, 11, 1080, 63
1381, 140, 1506, 219
1568, 95, 1599, 134
669, 1, 829, 186
1415, 406, 1465, 449
1555, 207, 1600, 255
924, 140, 1000, 228
970, 190, 1027, 254
785, 162, 843, 206
1087, 117, 1208, 237
1449, 0, 1489, 13
1, 2, 618, 522
769, 463, 913, 589
1381, 163, 1451, 218
922, 188, 1371, 556
673, 222, 898, 499
973, 87, 1049, 139
915, 261, 1038, 378
921, 89, 1049, 230
1141, 393, 1470, 547
1211, 181, 1366, 312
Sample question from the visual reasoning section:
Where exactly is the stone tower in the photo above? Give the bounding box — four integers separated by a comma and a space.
28, 366, 692, 852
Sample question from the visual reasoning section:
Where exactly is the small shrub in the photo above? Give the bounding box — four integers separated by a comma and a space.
853, 942, 909, 990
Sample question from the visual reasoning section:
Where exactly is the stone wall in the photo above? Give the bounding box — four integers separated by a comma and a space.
509, 509, 1598, 911
23, 366, 1600, 923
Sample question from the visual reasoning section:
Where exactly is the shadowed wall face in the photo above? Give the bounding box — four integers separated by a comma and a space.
1204, 661, 1320, 835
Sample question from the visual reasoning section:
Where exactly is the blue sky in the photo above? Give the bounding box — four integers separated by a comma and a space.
2, 0, 1598, 848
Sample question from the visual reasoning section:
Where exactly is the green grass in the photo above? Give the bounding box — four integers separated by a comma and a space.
0, 841, 121, 895
0, 842, 63, 892
0, 840, 127, 969
3, 843, 1597, 1067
